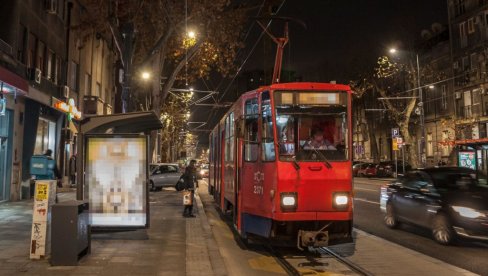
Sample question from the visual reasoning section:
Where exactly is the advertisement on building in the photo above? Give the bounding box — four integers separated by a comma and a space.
458, 151, 476, 170
85, 135, 148, 228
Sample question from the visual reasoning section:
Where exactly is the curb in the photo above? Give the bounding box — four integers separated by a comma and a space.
195, 192, 228, 276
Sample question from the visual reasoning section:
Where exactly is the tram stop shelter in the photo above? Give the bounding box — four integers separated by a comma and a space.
75, 111, 162, 229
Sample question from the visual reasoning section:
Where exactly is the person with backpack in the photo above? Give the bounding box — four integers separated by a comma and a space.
182, 160, 198, 217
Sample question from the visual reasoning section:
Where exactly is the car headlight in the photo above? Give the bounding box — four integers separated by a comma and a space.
452, 206, 486, 219
280, 193, 297, 211
333, 192, 349, 209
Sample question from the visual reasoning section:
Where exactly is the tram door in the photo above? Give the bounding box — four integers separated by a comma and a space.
241, 96, 260, 213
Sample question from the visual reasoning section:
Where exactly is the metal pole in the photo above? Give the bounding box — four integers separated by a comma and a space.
402, 144, 406, 174
416, 54, 426, 167
395, 149, 398, 178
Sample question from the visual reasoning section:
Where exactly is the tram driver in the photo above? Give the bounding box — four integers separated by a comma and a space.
303, 128, 336, 150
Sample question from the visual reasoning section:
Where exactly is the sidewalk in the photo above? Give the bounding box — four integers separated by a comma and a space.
0, 188, 227, 276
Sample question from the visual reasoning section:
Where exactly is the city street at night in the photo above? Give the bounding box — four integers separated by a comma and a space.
353, 177, 488, 276
1, 0, 488, 275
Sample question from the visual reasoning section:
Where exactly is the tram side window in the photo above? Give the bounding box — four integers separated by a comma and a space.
224, 113, 235, 162
261, 91, 275, 161
244, 98, 259, 162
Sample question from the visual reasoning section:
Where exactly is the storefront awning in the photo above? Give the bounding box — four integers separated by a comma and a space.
80, 111, 163, 134
0, 66, 28, 94
455, 138, 488, 145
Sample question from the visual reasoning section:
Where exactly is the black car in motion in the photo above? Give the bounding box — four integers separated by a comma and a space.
380, 167, 488, 245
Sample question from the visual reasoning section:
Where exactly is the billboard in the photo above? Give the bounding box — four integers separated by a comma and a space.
458, 151, 476, 170
85, 135, 148, 227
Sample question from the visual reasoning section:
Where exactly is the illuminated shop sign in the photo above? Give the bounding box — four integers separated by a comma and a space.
85, 136, 148, 228
52, 98, 82, 120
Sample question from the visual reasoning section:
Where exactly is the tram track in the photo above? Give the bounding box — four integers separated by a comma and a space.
267, 245, 372, 276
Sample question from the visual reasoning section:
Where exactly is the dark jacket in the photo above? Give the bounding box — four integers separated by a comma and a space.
183, 166, 198, 190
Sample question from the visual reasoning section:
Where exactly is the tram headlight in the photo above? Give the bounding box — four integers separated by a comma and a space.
280, 193, 297, 211
333, 192, 349, 209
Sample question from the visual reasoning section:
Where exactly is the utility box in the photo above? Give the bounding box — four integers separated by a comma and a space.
30, 155, 56, 180
51, 200, 90, 266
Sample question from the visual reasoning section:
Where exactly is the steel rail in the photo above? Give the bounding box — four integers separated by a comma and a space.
318, 247, 373, 276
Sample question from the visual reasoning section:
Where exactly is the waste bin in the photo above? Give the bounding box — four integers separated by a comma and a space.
51, 200, 90, 266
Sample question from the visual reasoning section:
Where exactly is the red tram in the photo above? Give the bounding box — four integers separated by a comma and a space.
208, 82, 353, 249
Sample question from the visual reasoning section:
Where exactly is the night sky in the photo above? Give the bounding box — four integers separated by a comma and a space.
245, 0, 448, 82
195, 0, 448, 146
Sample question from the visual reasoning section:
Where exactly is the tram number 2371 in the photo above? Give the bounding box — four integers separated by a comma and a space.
253, 185, 264, 195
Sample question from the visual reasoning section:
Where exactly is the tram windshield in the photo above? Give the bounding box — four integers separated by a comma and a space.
274, 91, 349, 162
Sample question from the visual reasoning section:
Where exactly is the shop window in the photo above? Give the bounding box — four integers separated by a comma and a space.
34, 118, 56, 156
426, 133, 433, 157
244, 98, 258, 162
261, 91, 275, 162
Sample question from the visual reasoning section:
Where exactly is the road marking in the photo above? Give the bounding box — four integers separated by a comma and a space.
248, 256, 286, 274
354, 198, 380, 205
354, 187, 378, 192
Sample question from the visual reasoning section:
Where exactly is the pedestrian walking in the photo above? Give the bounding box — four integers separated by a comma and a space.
182, 159, 198, 217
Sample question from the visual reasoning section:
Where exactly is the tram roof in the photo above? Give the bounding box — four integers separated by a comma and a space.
251, 82, 351, 94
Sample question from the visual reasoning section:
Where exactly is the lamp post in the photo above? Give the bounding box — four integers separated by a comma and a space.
389, 48, 426, 167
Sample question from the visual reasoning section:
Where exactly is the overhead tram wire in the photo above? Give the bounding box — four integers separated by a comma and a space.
194, 0, 268, 133
217, 0, 287, 103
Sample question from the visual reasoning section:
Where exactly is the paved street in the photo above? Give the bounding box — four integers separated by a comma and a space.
353, 177, 488, 276
0, 188, 226, 276
0, 179, 483, 276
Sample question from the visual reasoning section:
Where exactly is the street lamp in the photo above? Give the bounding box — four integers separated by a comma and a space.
141, 71, 151, 80
187, 31, 196, 39
389, 47, 426, 167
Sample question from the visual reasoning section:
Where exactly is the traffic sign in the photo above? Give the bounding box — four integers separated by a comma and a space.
392, 128, 400, 138
397, 137, 403, 148
392, 139, 398, 151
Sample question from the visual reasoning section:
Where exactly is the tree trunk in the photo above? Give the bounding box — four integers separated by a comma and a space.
149, 52, 162, 163
400, 124, 418, 168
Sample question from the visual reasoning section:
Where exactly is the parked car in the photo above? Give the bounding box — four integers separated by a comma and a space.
198, 163, 209, 179
357, 163, 378, 177
377, 161, 412, 177
149, 163, 182, 191
352, 162, 365, 177
380, 167, 488, 245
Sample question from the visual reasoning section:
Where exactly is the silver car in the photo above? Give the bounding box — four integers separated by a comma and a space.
149, 163, 182, 191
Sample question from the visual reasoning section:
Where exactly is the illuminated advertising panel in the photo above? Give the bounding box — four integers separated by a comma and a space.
458, 151, 476, 170
85, 135, 148, 227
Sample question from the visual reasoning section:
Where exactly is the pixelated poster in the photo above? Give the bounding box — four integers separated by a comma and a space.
85, 136, 147, 227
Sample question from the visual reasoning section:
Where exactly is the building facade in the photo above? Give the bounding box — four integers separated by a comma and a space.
0, 0, 117, 201
448, 0, 488, 173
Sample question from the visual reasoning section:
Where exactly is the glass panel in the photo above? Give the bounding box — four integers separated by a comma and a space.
244, 98, 258, 162
261, 91, 275, 161
275, 91, 348, 161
